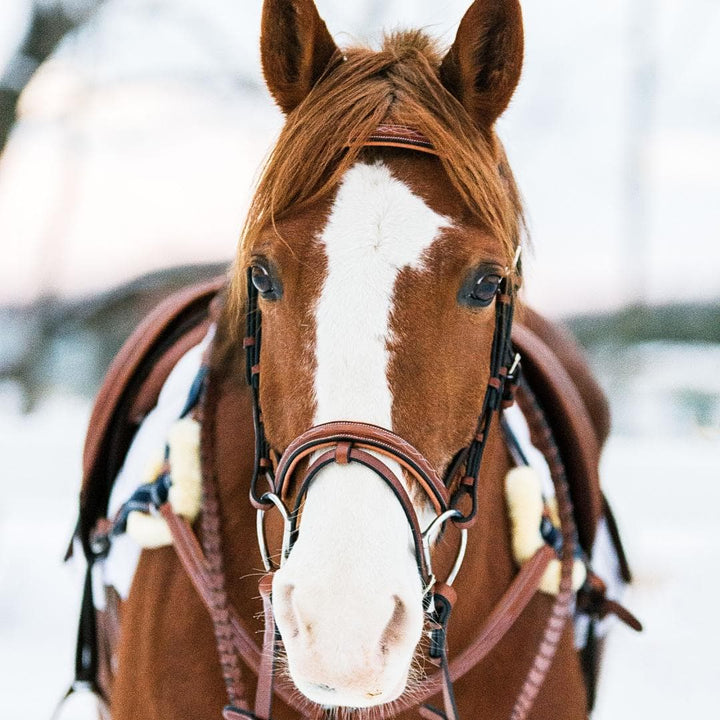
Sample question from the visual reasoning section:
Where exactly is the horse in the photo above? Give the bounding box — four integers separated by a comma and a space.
66, 2, 639, 719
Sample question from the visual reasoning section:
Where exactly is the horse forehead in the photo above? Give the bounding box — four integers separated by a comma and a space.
317, 161, 452, 269
311, 161, 452, 429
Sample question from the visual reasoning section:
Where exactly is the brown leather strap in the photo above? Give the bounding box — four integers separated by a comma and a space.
160, 505, 213, 600
387, 544, 556, 714
449, 545, 556, 675
300, 446, 431, 581
363, 124, 439, 156
161, 501, 314, 717
160, 505, 251, 713
509, 384, 578, 720
511, 325, 603, 551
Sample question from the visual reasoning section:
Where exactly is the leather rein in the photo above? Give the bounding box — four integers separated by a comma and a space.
157, 126, 577, 720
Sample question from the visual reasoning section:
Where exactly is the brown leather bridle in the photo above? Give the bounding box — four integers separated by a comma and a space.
217, 125, 566, 720
152, 125, 576, 720
256, 421, 457, 590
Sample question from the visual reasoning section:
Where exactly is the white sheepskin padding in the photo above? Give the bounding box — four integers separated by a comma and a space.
538, 557, 587, 595
504, 465, 587, 595
125, 452, 172, 549
505, 466, 546, 562
126, 510, 173, 549
167, 417, 202, 521
98, 332, 211, 608
124, 417, 203, 550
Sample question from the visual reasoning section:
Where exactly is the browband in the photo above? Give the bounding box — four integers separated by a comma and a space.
362, 124, 439, 156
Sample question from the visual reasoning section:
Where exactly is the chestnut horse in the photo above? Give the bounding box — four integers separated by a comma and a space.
67, 2, 637, 720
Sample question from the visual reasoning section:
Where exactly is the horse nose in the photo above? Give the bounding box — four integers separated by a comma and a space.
272, 578, 420, 705
274, 580, 410, 650
379, 595, 410, 654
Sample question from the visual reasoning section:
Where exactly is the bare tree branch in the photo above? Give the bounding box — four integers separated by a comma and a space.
0, 1, 102, 154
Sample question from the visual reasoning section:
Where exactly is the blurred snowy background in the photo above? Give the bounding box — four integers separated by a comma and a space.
0, 0, 718, 718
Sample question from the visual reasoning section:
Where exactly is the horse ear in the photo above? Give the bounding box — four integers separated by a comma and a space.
439, 0, 524, 129
261, 0, 340, 115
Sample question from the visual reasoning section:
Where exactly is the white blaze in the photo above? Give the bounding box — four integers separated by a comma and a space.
313, 160, 450, 426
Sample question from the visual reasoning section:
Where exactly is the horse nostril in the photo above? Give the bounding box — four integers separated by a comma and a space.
273, 581, 301, 639
380, 595, 407, 654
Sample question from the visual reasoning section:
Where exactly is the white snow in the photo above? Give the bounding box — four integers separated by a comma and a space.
595, 434, 720, 718
0, 393, 91, 719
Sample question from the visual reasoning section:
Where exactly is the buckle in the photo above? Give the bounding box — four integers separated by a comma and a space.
421, 509, 468, 594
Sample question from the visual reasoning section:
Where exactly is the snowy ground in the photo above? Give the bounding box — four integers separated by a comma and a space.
0, 393, 90, 719
0, 352, 718, 718
595, 434, 720, 718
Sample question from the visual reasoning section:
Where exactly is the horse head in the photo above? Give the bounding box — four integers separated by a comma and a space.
231, 0, 525, 710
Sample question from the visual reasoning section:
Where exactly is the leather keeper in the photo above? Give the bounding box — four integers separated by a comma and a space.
335, 441, 352, 465
433, 582, 458, 610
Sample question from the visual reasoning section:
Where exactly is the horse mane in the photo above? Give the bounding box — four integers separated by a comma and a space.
228, 30, 525, 328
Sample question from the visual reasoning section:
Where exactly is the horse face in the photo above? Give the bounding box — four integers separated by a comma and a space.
245, 0, 524, 710
249, 155, 511, 708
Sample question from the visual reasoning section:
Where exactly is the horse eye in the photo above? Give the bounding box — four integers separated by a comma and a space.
251, 264, 280, 299
470, 274, 502, 305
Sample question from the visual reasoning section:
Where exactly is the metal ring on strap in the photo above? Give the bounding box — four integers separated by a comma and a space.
256, 493, 291, 572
